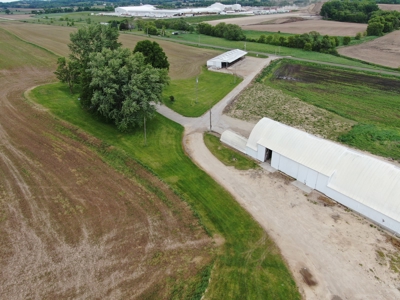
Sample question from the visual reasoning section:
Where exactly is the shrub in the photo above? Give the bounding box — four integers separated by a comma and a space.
355, 32, 362, 40
343, 36, 351, 45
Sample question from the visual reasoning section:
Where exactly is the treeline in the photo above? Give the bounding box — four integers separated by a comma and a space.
320, 0, 400, 36
249, 32, 341, 55
367, 10, 400, 35
32, 6, 114, 14
320, 0, 379, 23
376, 0, 400, 3
197, 22, 245, 41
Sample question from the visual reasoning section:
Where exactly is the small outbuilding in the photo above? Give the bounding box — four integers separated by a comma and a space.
227, 117, 400, 234
207, 49, 247, 69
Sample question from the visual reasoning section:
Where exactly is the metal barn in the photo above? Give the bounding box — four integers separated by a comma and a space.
244, 118, 400, 234
207, 49, 247, 69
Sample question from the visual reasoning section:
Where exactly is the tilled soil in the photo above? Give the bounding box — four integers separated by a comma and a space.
338, 30, 400, 69
0, 25, 212, 299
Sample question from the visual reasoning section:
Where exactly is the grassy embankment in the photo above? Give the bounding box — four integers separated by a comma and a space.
30, 83, 301, 299
162, 66, 241, 117
204, 133, 260, 170
259, 59, 400, 160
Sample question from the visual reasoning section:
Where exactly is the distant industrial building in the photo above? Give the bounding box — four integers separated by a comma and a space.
115, 2, 243, 18
222, 118, 400, 234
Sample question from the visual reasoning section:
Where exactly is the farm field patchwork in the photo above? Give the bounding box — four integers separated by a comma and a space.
253, 59, 400, 160
0, 21, 221, 80
167, 30, 395, 71
0, 19, 300, 299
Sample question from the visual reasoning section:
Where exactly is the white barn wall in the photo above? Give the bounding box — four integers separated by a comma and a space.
271, 152, 280, 169
256, 144, 266, 161
324, 186, 400, 234
245, 147, 257, 160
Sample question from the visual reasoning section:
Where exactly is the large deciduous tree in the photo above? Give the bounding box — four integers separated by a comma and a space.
133, 40, 170, 70
87, 48, 169, 131
68, 24, 121, 108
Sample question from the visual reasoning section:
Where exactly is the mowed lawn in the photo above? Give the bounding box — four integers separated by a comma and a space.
30, 83, 301, 299
262, 59, 400, 159
162, 67, 241, 117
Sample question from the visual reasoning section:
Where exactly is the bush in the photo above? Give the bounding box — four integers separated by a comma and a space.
343, 36, 351, 45
355, 32, 362, 40
170, 95, 175, 102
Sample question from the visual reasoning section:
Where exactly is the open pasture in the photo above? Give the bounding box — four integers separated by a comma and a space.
260, 60, 400, 159
338, 30, 400, 69
0, 22, 220, 79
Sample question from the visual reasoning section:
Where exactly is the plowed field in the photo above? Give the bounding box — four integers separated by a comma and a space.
338, 30, 400, 69
0, 22, 220, 79
0, 25, 213, 299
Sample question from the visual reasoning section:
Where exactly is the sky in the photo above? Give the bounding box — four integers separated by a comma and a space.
0, 0, 20, 3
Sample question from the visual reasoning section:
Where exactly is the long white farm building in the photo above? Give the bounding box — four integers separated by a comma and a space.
207, 49, 247, 69
224, 118, 400, 234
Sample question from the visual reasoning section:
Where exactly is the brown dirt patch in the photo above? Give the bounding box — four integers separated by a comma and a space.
244, 19, 367, 36
338, 30, 400, 68
0, 21, 219, 80
0, 22, 213, 299
299, 267, 318, 286
378, 4, 400, 12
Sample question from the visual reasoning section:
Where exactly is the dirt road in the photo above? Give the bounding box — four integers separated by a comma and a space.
157, 56, 400, 299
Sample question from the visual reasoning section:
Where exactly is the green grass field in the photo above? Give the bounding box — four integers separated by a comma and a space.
204, 133, 260, 170
260, 59, 400, 160
162, 67, 241, 117
29, 82, 301, 299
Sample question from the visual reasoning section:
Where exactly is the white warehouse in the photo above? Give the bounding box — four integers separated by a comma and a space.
227, 118, 400, 234
207, 49, 247, 69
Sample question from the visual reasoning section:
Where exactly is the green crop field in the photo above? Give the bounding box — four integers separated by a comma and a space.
29, 82, 301, 299
162, 66, 241, 117
259, 59, 400, 160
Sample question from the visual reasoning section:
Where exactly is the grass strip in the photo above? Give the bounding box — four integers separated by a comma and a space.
204, 132, 260, 170
29, 82, 301, 299
162, 66, 242, 117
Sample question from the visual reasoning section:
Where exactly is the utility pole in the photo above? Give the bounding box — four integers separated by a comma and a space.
144, 115, 147, 146
195, 76, 198, 104
209, 110, 212, 132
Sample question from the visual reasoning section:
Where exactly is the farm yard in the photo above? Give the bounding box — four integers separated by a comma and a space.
2, 3, 400, 298
0, 21, 300, 299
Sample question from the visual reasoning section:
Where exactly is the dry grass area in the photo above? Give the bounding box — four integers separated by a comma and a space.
338, 30, 400, 69
225, 82, 354, 140
378, 4, 400, 12
243, 19, 367, 36
0, 22, 219, 80
0, 24, 213, 299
